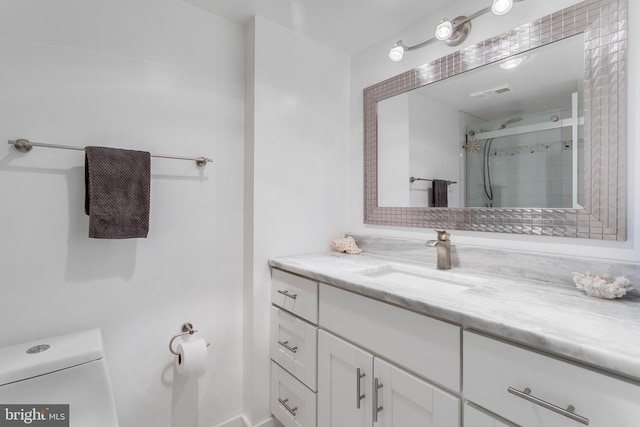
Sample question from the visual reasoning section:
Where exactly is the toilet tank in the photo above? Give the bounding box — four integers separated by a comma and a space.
0, 329, 118, 427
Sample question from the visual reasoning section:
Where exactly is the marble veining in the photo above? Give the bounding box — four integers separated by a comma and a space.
348, 233, 640, 297
269, 252, 640, 383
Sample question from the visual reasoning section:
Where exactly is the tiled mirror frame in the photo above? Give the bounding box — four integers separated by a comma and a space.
363, 0, 627, 240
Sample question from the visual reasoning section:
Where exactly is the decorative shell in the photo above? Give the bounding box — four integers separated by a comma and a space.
329, 236, 363, 254
571, 272, 633, 299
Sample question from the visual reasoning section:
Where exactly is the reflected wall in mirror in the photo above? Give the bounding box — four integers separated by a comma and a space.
364, 0, 627, 239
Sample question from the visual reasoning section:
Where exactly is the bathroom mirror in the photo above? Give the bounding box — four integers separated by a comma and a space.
364, 0, 627, 239
377, 35, 584, 209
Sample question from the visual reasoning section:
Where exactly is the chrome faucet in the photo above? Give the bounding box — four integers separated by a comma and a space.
426, 230, 451, 270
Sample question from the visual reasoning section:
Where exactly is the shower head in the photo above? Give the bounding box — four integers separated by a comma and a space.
499, 116, 522, 129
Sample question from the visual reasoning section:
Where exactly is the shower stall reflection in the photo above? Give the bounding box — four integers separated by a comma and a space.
464, 110, 584, 208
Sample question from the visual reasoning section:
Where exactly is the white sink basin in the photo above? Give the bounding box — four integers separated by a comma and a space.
356, 264, 476, 295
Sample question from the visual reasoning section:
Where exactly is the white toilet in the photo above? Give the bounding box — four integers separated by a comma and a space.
0, 329, 119, 426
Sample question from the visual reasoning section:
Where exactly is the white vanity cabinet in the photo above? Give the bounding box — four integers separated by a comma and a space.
271, 269, 319, 427
319, 284, 460, 392
463, 404, 511, 427
464, 330, 640, 427
272, 269, 319, 324
270, 263, 640, 427
318, 330, 460, 427
317, 284, 461, 427
317, 330, 373, 427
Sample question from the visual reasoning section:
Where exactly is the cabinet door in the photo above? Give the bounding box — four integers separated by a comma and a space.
271, 306, 318, 391
320, 284, 460, 392
463, 403, 511, 427
374, 358, 460, 427
271, 361, 317, 427
318, 330, 373, 427
464, 331, 640, 427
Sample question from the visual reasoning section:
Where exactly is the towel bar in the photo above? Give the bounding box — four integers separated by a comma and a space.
9, 138, 213, 167
410, 176, 457, 184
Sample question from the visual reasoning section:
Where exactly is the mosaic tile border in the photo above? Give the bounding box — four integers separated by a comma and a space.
363, 0, 627, 240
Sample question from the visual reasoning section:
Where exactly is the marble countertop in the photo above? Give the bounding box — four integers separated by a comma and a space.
269, 252, 640, 383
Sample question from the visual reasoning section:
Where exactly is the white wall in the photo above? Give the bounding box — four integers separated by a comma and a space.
349, 0, 640, 262
378, 94, 410, 206
408, 93, 460, 207
244, 16, 350, 424
0, 1, 245, 426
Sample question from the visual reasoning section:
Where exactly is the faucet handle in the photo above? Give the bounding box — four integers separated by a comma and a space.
436, 230, 449, 241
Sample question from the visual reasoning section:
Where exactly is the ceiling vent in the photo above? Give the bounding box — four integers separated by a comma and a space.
469, 85, 510, 99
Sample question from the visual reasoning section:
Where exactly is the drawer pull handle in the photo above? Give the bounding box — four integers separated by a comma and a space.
507, 387, 589, 425
373, 378, 384, 422
356, 368, 366, 409
277, 340, 298, 353
278, 398, 298, 417
277, 290, 298, 299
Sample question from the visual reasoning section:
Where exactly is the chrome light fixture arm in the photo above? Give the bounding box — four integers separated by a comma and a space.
389, 0, 522, 61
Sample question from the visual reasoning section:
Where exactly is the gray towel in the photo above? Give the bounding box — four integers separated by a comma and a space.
432, 179, 448, 208
85, 146, 151, 239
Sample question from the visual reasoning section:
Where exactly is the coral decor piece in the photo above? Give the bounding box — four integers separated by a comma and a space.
329, 236, 363, 254
572, 272, 633, 300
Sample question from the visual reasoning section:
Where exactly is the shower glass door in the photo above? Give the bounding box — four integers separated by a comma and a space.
463, 106, 584, 209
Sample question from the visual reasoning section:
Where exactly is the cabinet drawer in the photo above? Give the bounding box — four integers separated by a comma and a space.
272, 269, 318, 324
463, 403, 511, 427
464, 331, 640, 427
271, 306, 318, 391
319, 284, 460, 392
271, 361, 317, 427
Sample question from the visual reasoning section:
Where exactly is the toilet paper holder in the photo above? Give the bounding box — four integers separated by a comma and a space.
169, 322, 198, 356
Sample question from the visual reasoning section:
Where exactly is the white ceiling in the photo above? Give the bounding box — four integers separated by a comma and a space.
180, 0, 452, 54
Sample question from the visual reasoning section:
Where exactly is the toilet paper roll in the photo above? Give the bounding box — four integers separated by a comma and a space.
175, 338, 208, 376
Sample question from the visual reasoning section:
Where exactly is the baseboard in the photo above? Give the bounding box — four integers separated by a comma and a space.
211, 414, 249, 427
212, 414, 281, 427
253, 417, 283, 427
254, 417, 282, 427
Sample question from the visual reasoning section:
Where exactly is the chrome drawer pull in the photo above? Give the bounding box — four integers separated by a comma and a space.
373, 378, 384, 422
277, 289, 298, 299
356, 368, 366, 409
507, 387, 589, 425
277, 340, 298, 353
278, 398, 298, 417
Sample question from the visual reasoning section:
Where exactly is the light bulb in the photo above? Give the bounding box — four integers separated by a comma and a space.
499, 57, 523, 69
435, 20, 453, 40
389, 41, 406, 62
492, 0, 514, 15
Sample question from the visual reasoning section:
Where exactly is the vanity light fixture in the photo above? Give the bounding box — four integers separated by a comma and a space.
388, 0, 523, 62
492, 0, 514, 16
388, 40, 408, 61
499, 56, 524, 69
435, 20, 454, 40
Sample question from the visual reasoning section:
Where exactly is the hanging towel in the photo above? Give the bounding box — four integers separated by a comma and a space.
432, 179, 449, 208
85, 146, 151, 239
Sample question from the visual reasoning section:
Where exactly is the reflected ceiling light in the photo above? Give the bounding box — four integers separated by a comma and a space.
492, 0, 514, 15
435, 20, 453, 40
388, 0, 523, 61
499, 57, 524, 69
389, 40, 407, 62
